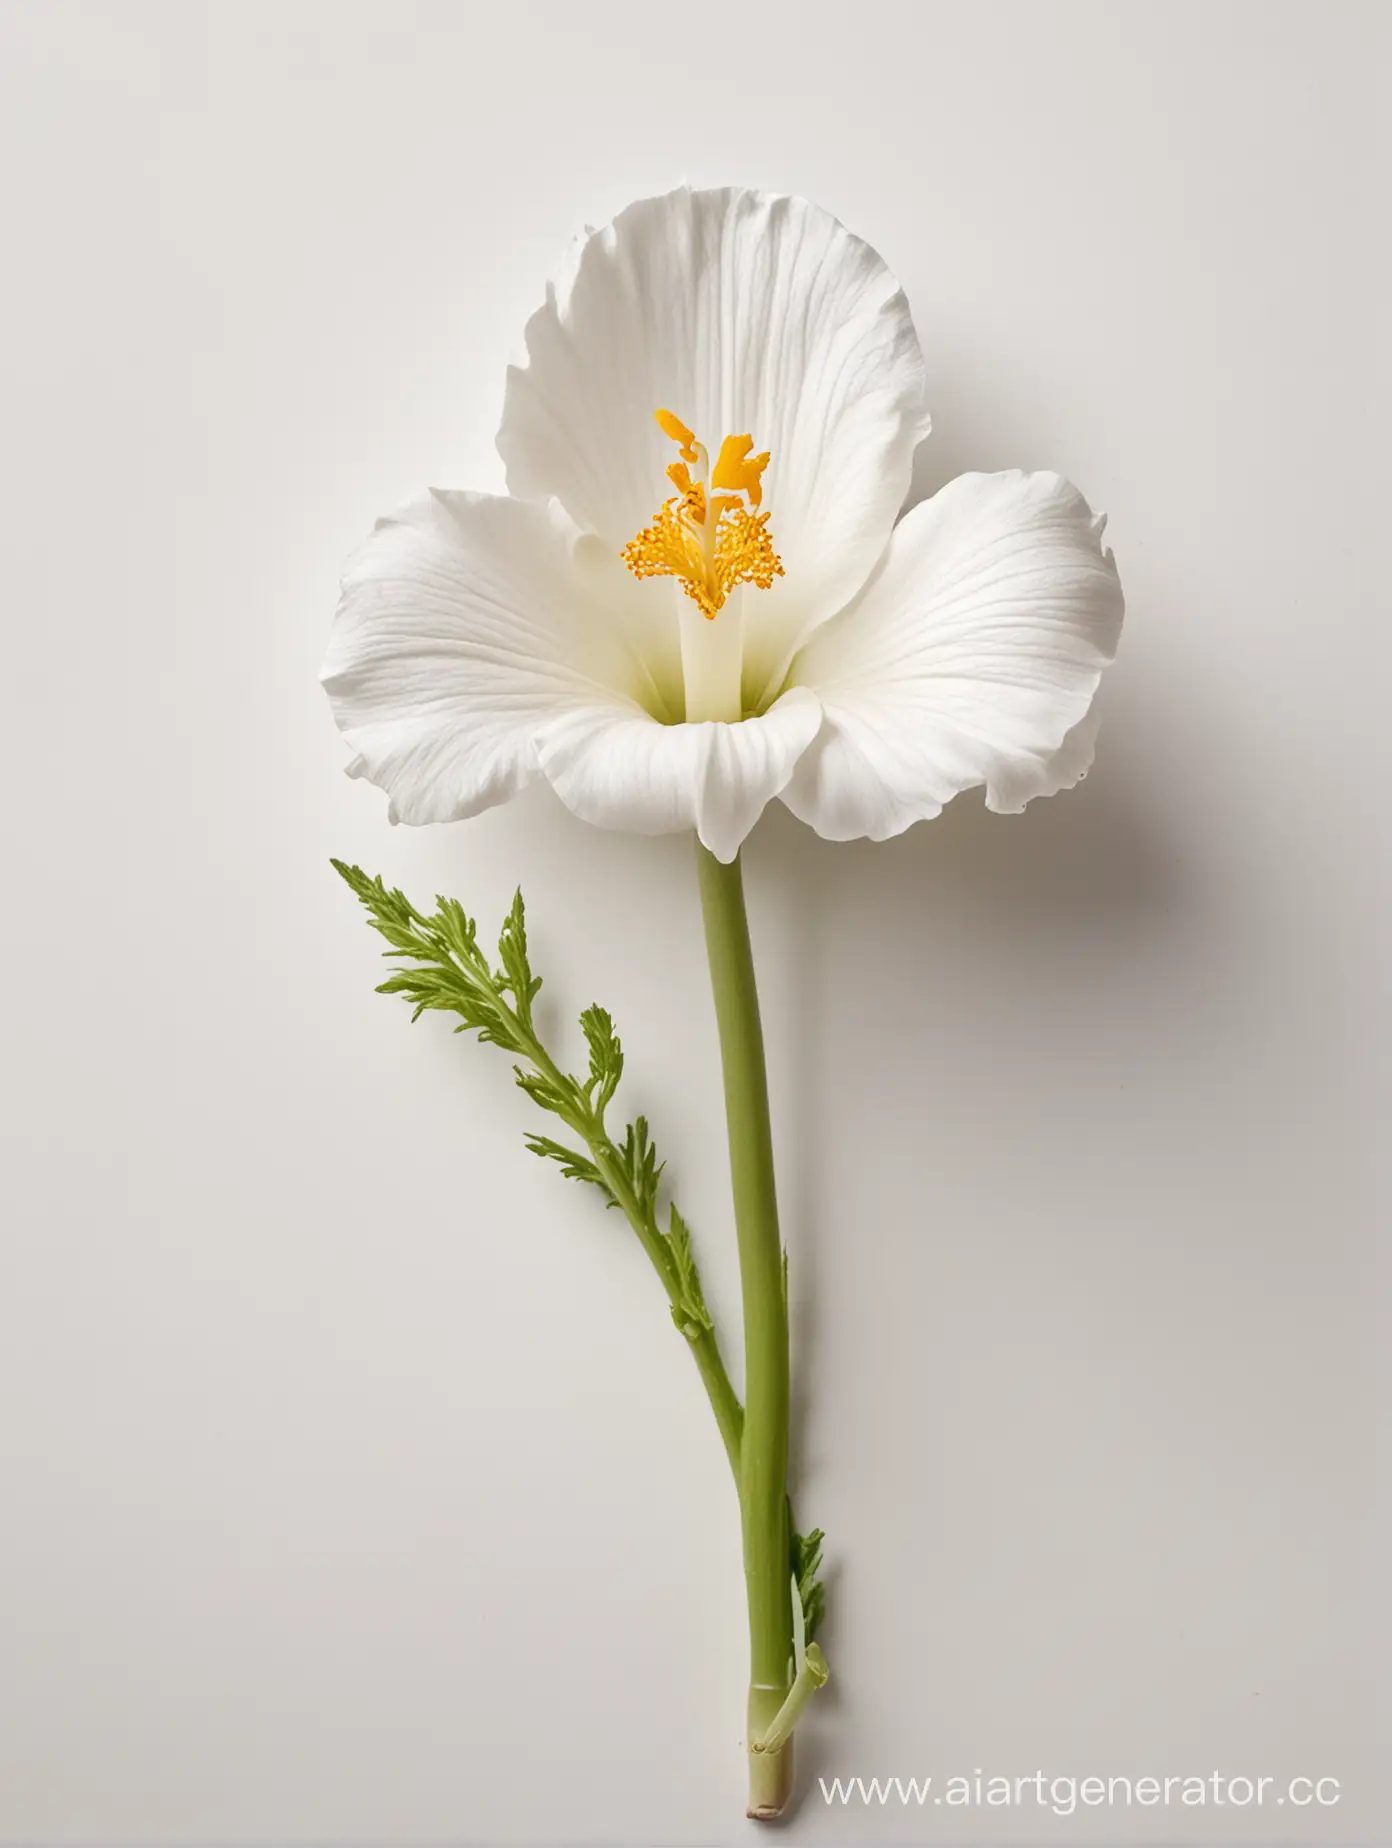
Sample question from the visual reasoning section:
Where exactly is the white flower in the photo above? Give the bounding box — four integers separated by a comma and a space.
322, 187, 1123, 862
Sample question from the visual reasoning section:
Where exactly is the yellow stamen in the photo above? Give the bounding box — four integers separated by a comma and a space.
655, 407, 699, 464
622, 411, 784, 620
711, 433, 770, 509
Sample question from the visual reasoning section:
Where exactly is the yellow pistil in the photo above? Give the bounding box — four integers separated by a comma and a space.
622, 410, 784, 620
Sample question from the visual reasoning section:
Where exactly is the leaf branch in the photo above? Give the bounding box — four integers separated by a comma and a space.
332, 860, 825, 1626
331, 859, 743, 1472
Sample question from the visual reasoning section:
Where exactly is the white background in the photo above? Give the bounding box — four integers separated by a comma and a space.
1, 3, 1385, 1843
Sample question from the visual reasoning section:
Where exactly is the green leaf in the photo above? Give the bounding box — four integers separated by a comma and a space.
617, 1115, 664, 1220
333, 863, 739, 1406
433, 895, 486, 974
525, 1134, 611, 1196
513, 1066, 577, 1119
578, 1004, 623, 1113
495, 888, 542, 1029
666, 1205, 714, 1336
333, 860, 529, 1050
792, 1525, 826, 1646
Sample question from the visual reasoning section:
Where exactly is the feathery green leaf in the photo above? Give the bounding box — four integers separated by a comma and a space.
495, 888, 542, 1030
792, 1525, 827, 1646
333, 860, 744, 1483
579, 1004, 624, 1114
617, 1115, 664, 1220
666, 1204, 714, 1337
525, 1134, 610, 1195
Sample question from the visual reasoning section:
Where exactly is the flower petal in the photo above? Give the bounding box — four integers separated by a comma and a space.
781, 471, 1123, 841
536, 689, 823, 864
321, 490, 681, 825
986, 695, 1105, 813
321, 488, 819, 855
498, 186, 929, 708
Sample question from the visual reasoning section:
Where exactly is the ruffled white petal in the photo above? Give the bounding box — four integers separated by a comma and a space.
781, 471, 1123, 842
498, 186, 929, 708
986, 695, 1104, 813
321, 488, 820, 857
321, 492, 642, 823
536, 688, 822, 864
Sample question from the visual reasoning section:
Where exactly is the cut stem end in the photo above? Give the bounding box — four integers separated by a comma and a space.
746, 1683, 795, 1819
746, 1740, 794, 1820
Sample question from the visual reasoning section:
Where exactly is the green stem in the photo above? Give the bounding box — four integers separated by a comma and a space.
520, 1032, 744, 1482
686, 1326, 745, 1479
753, 1644, 829, 1756
695, 842, 796, 1819
589, 1139, 744, 1482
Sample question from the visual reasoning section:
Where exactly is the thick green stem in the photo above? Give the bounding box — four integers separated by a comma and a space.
696, 843, 795, 1819
753, 1644, 828, 1756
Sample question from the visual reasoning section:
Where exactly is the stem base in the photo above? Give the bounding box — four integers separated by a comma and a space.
747, 1684, 795, 1820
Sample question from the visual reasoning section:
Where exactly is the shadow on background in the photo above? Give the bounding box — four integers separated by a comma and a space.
747, 693, 1203, 1808
766, 725, 1187, 1392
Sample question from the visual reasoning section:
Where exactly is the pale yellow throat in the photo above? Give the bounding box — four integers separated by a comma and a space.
621, 409, 784, 620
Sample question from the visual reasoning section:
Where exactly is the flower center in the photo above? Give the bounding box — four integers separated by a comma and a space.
621, 410, 784, 619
